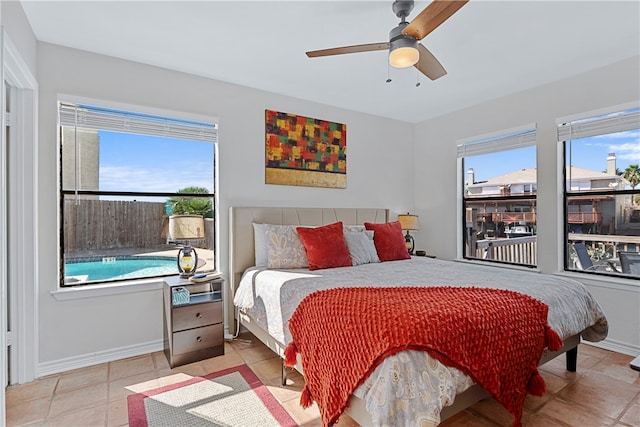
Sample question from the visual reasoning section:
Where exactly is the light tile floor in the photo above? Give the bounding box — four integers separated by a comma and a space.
5, 333, 639, 426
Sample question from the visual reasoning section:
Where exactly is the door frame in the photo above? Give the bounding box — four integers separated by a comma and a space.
0, 27, 6, 425
1, 27, 39, 420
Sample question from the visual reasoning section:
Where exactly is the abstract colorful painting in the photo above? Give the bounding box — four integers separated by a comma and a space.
265, 109, 346, 188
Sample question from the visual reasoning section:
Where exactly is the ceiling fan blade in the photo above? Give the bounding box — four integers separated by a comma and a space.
306, 42, 389, 58
403, 0, 469, 41
414, 44, 447, 80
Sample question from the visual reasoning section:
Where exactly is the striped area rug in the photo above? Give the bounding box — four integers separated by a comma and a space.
128, 364, 297, 426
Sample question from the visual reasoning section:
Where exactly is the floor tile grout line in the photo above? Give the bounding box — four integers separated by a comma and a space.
42, 374, 61, 422
615, 388, 640, 425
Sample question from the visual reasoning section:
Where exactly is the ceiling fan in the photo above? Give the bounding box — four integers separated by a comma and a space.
306, 0, 468, 81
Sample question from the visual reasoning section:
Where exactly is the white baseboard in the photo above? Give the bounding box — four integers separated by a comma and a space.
37, 339, 164, 378
33, 336, 639, 380
583, 337, 639, 357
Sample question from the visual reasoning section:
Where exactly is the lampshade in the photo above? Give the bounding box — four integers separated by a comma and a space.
397, 213, 419, 231
169, 214, 205, 240
389, 23, 419, 68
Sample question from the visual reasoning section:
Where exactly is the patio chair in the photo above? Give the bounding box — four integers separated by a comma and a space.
573, 243, 619, 272
619, 251, 640, 276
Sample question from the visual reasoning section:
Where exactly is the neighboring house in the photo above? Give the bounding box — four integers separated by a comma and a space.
466, 154, 629, 237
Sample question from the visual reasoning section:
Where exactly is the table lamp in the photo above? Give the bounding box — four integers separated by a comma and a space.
169, 214, 205, 277
397, 213, 419, 255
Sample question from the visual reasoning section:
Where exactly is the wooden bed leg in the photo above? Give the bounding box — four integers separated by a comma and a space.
281, 359, 288, 386
566, 346, 578, 372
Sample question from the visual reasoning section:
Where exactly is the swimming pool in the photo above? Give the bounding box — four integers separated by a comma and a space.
65, 256, 178, 282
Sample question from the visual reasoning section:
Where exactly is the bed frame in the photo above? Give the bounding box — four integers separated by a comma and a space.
229, 206, 580, 425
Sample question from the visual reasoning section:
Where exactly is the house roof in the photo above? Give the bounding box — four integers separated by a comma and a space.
468, 166, 625, 189
469, 168, 537, 187
19, 1, 640, 124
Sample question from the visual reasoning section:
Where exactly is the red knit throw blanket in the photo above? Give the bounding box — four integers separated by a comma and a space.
284, 286, 562, 427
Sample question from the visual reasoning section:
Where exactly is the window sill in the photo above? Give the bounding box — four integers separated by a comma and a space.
50, 275, 184, 301
553, 270, 639, 292
453, 257, 540, 273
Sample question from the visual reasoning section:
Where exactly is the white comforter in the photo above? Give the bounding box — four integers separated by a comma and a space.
234, 257, 608, 426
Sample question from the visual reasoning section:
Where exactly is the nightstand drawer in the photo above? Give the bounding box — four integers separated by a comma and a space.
172, 301, 223, 332
172, 323, 224, 355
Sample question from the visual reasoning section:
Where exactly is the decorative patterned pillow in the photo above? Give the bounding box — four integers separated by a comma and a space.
296, 222, 352, 270
263, 224, 309, 269
344, 231, 380, 266
364, 221, 411, 262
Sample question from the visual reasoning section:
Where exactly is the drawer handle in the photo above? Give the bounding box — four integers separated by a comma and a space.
196, 336, 202, 342
196, 312, 202, 319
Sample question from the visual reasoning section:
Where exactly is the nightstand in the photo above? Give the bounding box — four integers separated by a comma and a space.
163, 278, 225, 368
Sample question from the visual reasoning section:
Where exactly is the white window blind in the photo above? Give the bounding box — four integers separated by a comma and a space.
457, 129, 537, 158
557, 109, 640, 141
59, 102, 217, 143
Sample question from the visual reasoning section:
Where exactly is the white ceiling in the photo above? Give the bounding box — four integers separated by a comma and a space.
20, 0, 640, 123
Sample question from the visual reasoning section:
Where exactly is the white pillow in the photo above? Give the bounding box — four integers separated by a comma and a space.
344, 231, 380, 266
262, 224, 309, 269
252, 223, 268, 266
343, 225, 366, 233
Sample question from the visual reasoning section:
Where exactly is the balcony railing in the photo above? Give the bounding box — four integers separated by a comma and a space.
475, 211, 603, 225
475, 236, 537, 266
466, 233, 639, 277
493, 212, 536, 223
567, 233, 640, 257
567, 212, 602, 224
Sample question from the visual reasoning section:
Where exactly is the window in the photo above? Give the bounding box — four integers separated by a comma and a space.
59, 102, 217, 286
559, 108, 640, 279
458, 127, 537, 266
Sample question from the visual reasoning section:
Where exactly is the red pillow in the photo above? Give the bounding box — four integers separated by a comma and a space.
296, 222, 353, 270
364, 221, 411, 262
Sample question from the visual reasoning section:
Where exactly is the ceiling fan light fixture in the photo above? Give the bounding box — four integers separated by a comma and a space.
389, 22, 419, 68
389, 42, 419, 68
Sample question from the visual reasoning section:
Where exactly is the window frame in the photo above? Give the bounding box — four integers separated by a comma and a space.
558, 106, 640, 280
57, 96, 219, 288
456, 124, 538, 267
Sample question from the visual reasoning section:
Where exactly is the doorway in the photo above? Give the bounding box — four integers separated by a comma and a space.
1, 30, 39, 426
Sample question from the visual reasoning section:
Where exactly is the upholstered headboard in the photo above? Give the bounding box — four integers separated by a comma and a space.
229, 206, 388, 291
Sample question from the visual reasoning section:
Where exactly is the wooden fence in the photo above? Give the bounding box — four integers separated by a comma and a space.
64, 199, 214, 253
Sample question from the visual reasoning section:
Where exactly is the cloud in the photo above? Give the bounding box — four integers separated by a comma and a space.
608, 138, 640, 163
582, 130, 640, 164
100, 163, 214, 194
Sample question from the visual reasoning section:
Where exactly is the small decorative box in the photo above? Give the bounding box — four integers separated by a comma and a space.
172, 286, 190, 305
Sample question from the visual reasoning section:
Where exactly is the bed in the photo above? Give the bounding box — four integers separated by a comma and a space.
229, 206, 608, 427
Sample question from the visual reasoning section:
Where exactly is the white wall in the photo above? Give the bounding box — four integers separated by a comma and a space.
35, 42, 415, 369
1, 1, 36, 76
414, 56, 640, 354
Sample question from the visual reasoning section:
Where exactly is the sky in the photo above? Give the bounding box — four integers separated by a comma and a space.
99, 131, 215, 198
466, 130, 640, 183
97, 128, 638, 197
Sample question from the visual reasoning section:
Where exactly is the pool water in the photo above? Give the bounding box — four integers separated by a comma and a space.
65, 256, 178, 282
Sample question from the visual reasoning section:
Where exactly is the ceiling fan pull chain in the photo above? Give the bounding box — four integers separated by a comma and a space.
386, 62, 392, 83
416, 68, 421, 87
